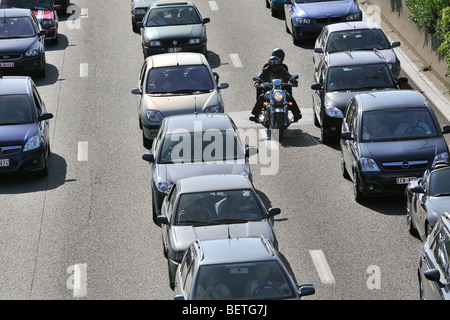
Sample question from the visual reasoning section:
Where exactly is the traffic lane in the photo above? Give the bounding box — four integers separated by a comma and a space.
248, 123, 421, 299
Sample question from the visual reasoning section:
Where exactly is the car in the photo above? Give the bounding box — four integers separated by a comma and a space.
173, 237, 316, 299
266, 0, 284, 16
311, 50, 408, 144
156, 174, 281, 289
0, 0, 59, 44
313, 21, 401, 78
406, 161, 450, 241
131, 0, 155, 34
137, 0, 210, 57
284, 0, 362, 44
0, 76, 53, 176
340, 90, 450, 203
0, 8, 47, 78
131, 52, 228, 147
53, 0, 70, 14
141, 113, 258, 223
418, 212, 450, 300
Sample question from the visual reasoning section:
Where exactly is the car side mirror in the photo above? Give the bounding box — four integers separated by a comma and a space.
424, 269, 441, 282
391, 41, 401, 48
156, 215, 169, 225
245, 146, 258, 158
314, 47, 324, 54
218, 83, 229, 90
39, 30, 48, 37
38, 113, 53, 121
396, 77, 408, 85
410, 185, 425, 194
442, 125, 450, 134
311, 82, 322, 90
298, 284, 315, 297
131, 88, 142, 95
341, 131, 353, 140
253, 76, 262, 82
54, 4, 62, 10
203, 18, 210, 24
268, 207, 281, 217
142, 152, 155, 163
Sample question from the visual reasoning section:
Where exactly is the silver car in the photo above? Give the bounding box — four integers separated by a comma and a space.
131, 52, 229, 147
142, 113, 257, 224
157, 174, 281, 289
174, 237, 315, 300
313, 21, 401, 78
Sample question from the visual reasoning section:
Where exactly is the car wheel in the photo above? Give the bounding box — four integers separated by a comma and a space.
162, 234, 167, 258
271, 6, 277, 17
353, 170, 365, 203
265, 0, 270, 9
132, 22, 140, 34
143, 132, 152, 149
340, 151, 350, 180
418, 272, 425, 300
321, 128, 331, 145
38, 147, 49, 177
291, 22, 299, 45
406, 208, 417, 235
313, 108, 320, 127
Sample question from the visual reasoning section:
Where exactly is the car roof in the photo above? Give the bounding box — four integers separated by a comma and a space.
194, 237, 277, 265
325, 21, 382, 32
177, 174, 252, 194
163, 113, 235, 134
0, 76, 31, 95
355, 90, 428, 112
146, 52, 207, 69
0, 8, 32, 17
325, 50, 386, 67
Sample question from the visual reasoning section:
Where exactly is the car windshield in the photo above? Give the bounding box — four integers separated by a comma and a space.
0, 95, 34, 125
295, 0, 340, 3
429, 168, 450, 197
360, 107, 438, 142
326, 63, 395, 92
175, 189, 264, 226
145, 6, 201, 27
158, 130, 244, 164
2, 0, 54, 10
326, 29, 391, 53
194, 261, 295, 300
147, 65, 214, 94
0, 17, 35, 38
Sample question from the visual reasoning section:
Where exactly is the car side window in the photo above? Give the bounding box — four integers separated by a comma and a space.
421, 170, 430, 191
166, 184, 178, 221
433, 229, 450, 283
345, 99, 356, 129
32, 86, 43, 116
139, 62, 147, 90
317, 61, 326, 86
180, 248, 195, 295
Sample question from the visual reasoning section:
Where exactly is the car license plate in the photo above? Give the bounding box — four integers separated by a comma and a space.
168, 47, 182, 53
0, 159, 10, 167
396, 177, 417, 184
0, 62, 14, 68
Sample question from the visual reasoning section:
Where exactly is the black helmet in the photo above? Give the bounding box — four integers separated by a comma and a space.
271, 48, 285, 63
268, 55, 281, 67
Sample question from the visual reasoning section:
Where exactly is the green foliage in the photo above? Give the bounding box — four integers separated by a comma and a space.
437, 7, 450, 75
405, 0, 450, 33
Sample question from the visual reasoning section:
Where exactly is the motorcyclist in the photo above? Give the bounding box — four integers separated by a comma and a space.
249, 55, 302, 123
256, 48, 289, 98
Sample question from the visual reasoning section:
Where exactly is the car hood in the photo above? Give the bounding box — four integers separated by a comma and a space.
295, 1, 357, 17
0, 37, 39, 54
0, 123, 36, 146
144, 24, 204, 40
325, 89, 396, 110
144, 91, 219, 117
360, 138, 447, 164
172, 221, 274, 252
156, 161, 248, 183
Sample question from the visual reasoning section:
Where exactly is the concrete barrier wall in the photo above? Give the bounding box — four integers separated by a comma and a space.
365, 0, 449, 89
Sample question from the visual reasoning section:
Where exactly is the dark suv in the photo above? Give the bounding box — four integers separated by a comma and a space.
0, 8, 47, 78
311, 50, 407, 144
0, 76, 53, 175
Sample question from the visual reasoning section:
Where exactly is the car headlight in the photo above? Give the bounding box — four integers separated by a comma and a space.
360, 157, 380, 172
432, 152, 449, 168
154, 176, 173, 194
294, 17, 311, 24
25, 48, 39, 57
134, 8, 147, 15
146, 110, 164, 123
273, 91, 284, 102
204, 105, 219, 113
325, 106, 344, 118
148, 40, 161, 47
189, 38, 200, 44
346, 12, 361, 21
40, 19, 54, 27
23, 135, 40, 151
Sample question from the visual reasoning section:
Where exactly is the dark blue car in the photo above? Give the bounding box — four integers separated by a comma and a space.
284, 0, 362, 43
0, 76, 53, 176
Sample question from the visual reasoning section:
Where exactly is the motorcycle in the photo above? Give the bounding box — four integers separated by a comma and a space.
252, 75, 299, 140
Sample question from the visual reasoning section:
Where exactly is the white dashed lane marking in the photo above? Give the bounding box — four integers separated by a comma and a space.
78, 142, 88, 161
208, 1, 219, 11
309, 250, 336, 284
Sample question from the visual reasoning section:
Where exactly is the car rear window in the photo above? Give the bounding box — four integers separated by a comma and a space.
0, 95, 34, 125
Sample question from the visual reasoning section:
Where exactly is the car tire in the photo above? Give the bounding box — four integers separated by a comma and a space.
418, 271, 425, 300
291, 22, 299, 45
340, 151, 350, 180
266, 0, 270, 9
353, 170, 365, 203
320, 128, 331, 145
143, 132, 152, 149
313, 108, 320, 127
168, 260, 175, 290
38, 147, 50, 177
285, 19, 290, 34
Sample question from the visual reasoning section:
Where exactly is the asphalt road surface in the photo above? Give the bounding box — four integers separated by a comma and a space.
1, 0, 449, 300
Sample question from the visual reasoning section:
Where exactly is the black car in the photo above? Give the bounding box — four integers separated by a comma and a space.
0, 76, 53, 175
418, 212, 450, 300
406, 161, 450, 241
311, 51, 407, 144
131, 0, 155, 34
340, 90, 450, 203
0, 8, 47, 78
53, 0, 70, 14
